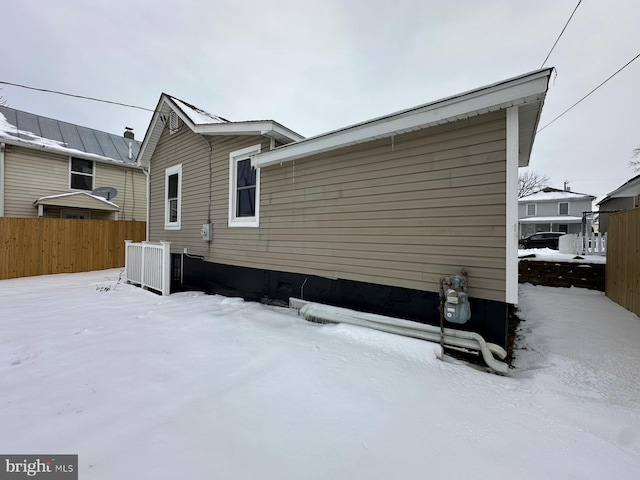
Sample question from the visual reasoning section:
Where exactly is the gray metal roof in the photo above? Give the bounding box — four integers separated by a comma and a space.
0, 105, 141, 164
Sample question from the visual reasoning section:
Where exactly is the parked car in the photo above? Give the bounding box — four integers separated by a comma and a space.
518, 232, 564, 250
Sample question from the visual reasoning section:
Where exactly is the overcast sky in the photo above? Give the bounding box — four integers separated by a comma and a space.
2, 0, 638, 199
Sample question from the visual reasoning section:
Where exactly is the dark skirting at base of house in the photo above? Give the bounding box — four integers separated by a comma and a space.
177, 255, 511, 350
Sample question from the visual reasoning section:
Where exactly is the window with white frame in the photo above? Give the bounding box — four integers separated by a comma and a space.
165, 164, 182, 229
70, 157, 94, 191
228, 144, 261, 227
558, 202, 569, 215
526, 203, 536, 216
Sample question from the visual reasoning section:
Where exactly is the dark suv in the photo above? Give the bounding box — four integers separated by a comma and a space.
518, 232, 564, 250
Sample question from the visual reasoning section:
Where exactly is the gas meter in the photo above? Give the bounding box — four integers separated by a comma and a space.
441, 273, 471, 324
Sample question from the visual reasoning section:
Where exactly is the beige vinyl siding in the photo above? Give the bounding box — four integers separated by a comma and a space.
94, 164, 146, 221
148, 127, 271, 248
3, 145, 145, 220
4, 147, 69, 217
150, 110, 507, 302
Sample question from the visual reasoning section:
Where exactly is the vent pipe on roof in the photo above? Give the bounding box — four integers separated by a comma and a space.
124, 127, 134, 140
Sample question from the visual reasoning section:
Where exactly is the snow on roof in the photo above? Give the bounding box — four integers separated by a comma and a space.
34, 191, 120, 209
169, 96, 228, 125
0, 106, 141, 165
598, 174, 640, 204
519, 190, 593, 202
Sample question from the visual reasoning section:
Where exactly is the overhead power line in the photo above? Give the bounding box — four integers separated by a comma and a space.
537, 52, 640, 133
540, 0, 582, 68
0, 80, 154, 112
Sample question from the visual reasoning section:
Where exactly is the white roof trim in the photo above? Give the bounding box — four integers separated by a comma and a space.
34, 192, 120, 211
137, 94, 304, 168
599, 175, 640, 202
254, 68, 552, 168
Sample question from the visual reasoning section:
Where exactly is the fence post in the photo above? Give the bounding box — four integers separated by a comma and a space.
161, 241, 171, 296
141, 241, 148, 290
124, 240, 132, 281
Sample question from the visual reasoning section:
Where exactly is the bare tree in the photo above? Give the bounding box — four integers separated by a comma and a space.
518, 170, 550, 198
630, 147, 640, 172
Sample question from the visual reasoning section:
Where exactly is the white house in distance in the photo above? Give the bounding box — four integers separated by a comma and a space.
518, 186, 595, 238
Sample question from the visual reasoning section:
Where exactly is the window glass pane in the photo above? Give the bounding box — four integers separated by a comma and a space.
237, 186, 255, 217
169, 199, 178, 222
527, 204, 535, 215
559, 224, 568, 233
168, 173, 178, 199
236, 159, 256, 188
71, 173, 92, 190
71, 158, 93, 174
559, 203, 569, 215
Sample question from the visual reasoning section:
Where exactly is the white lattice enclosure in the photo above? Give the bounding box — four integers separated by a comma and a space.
124, 241, 171, 295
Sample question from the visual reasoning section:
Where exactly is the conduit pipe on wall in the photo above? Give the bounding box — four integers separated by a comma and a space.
293, 299, 509, 374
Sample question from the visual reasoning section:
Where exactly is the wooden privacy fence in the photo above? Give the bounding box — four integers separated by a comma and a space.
0, 218, 146, 280
606, 208, 640, 317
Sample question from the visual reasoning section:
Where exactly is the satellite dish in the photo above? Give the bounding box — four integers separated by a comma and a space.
92, 186, 118, 201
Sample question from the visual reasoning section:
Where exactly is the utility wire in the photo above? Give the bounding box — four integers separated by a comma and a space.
537, 52, 640, 133
540, 0, 582, 68
0, 80, 154, 112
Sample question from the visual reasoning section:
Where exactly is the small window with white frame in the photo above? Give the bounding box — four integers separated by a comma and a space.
558, 202, 569, 215
165, 164, 182, 230
526, 203, 536, 216
70, 157, 94, 191
228, 144, 261, 227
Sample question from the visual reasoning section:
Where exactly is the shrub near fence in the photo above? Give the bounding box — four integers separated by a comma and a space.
606, 208, 640, 317
0, 218, 146, 280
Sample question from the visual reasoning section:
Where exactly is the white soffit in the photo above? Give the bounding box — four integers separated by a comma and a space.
254, 68, 552, 168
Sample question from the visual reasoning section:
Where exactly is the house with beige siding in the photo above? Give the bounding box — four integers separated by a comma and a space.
0, 106, 145, 220
138, 68, 552, 349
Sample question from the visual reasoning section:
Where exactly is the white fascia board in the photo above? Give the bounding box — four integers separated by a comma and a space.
254, 70, 551, 168
505, 106, 519, 306
195, 121, 304, 143
606, 179, 640, 199
137, 95, 169, 169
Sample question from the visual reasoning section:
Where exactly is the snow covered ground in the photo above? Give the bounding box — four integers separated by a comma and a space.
518, 247, 607, 264
1, 269, 639, 479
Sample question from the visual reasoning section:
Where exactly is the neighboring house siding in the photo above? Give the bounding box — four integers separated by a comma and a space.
4, 146, 70, 217
150, 110, 508, 303
95, 164, 146, 220
3, 144, 145, 219
598, 197, 635, 233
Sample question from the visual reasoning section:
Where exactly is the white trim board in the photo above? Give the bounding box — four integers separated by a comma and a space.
505, 106, 519, 305
254, 68, 552, 169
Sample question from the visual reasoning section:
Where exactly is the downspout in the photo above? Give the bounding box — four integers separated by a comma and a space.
144, 167, 150, 241
0, 142, 5, 216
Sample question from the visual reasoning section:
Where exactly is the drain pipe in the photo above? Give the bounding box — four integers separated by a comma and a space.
0, 142, 5, 216
295, 300, 508, 374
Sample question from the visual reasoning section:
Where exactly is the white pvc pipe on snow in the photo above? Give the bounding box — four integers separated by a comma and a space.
295, 300, 509, 374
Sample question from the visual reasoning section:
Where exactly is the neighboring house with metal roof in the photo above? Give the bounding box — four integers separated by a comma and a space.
0, 105, 145, 220
139, 68, 552, 350
596, 173, 640, 233
518, 186, 596, 237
